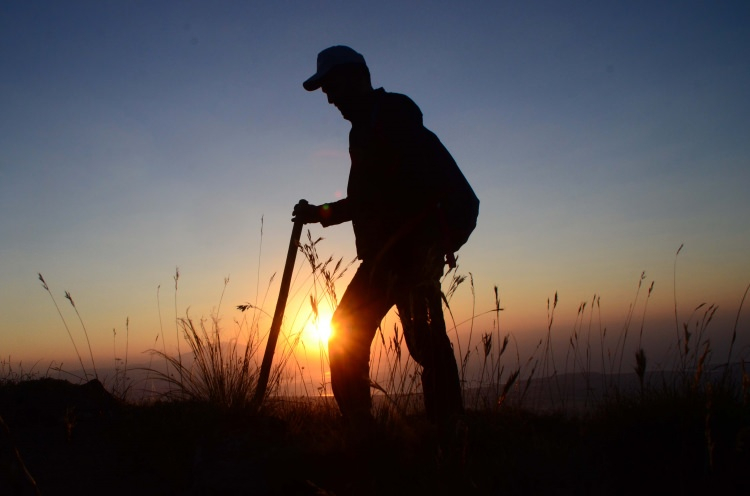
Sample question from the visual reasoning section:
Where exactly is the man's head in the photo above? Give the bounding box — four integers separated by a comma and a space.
303, 46, 373, 121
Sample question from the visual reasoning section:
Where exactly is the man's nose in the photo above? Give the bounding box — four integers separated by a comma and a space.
327, 93, 335, 104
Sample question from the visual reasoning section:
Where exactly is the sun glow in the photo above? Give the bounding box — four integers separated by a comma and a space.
307, 311, 334, 343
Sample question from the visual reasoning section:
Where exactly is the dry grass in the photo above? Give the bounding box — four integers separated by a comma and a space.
143, 314, 261, 410
12, 240, 749, 494
32, 240, 750, 414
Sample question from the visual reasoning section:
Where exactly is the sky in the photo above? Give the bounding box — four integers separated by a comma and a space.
1, 1, 749, 382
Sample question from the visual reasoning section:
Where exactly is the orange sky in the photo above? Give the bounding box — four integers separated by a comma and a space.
2, 2, 749, 385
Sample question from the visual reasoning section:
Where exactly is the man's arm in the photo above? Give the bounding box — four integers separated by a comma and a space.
319, 198, 351, 226
292, 198, 352, 226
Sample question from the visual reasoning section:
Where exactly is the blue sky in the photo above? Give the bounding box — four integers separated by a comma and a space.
1, 1, 749, 373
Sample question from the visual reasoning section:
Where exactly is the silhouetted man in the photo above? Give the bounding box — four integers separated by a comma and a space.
294, 46, 475, 437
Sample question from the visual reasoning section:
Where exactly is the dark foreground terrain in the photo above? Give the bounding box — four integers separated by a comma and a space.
1, 378, 748, 495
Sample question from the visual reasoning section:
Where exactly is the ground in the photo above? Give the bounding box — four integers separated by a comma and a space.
1, 378, 748, 495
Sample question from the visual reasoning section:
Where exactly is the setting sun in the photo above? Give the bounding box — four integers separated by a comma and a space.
307, 311, 334, 343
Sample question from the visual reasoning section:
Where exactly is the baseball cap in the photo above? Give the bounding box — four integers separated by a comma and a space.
303, 45, 367, 91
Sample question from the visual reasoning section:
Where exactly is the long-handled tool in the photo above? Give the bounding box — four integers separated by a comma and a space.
251, 200, 307, 410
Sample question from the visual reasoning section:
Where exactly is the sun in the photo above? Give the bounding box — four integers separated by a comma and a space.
308, 312, 334, 343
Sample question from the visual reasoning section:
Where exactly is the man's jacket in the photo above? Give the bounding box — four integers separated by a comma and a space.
319, 88, 472, 264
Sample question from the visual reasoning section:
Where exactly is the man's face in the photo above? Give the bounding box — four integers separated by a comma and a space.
320, 70, 368, 121
321, 77, 356, 120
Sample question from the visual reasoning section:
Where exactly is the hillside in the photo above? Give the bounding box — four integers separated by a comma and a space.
1, 376, 748, 495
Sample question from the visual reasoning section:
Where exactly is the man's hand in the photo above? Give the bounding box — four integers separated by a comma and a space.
292, 200, 321, 224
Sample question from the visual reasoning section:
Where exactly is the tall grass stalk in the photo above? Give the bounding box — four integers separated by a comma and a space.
465, 273, 477, 382
674, 243, 684, 363
371, 323, 422, 419
111, 317, 132, 400
580, 294, 597, 408
64, 290, 98, 379
156, 285, 170, 388
492, 286, 509, 405
615, 271, 647, 377
37, 273, 89, 380
297, 230, 355, 397
442, 265, 468, 382
541, 291, 560, 407
560, 300, 585, 410
253, 216, 265, 334
173, 267, 184, 387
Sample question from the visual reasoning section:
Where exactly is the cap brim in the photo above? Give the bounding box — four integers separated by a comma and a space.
303, 73, 323, 91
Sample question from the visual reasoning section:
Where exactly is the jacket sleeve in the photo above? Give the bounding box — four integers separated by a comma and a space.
319, 198, 352, 227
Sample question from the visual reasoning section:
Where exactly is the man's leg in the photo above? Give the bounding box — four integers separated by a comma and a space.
398, 260, 463, 424
329, 262, 393, 425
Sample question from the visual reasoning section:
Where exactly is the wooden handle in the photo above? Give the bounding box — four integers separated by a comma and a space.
251, 201, 307, 410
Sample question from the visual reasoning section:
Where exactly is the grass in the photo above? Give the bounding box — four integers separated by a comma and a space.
142, 314, 261, 409
2, 241, 748, 494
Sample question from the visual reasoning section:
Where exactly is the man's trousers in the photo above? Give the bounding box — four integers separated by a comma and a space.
328, 250, 464, 427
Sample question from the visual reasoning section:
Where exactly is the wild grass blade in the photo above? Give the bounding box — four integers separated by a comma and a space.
38, 274, 88, 381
